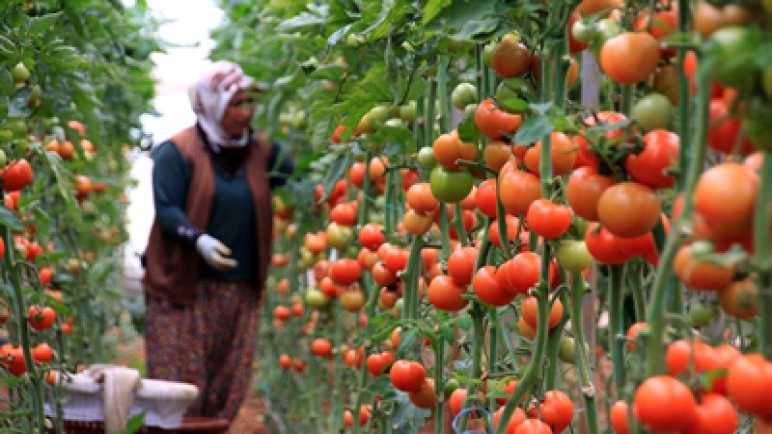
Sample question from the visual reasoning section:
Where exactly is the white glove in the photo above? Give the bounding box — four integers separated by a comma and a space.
195, 234, 238, 269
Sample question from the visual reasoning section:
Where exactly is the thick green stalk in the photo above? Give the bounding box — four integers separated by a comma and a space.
439, 203, 452, 263
675, 0, 690, 191
608, 264, 627, 397
452, 202, 468, 247
495, 309, 518, 371
383, 169, 397, 241
459, 303, 486, 431
328, 302, 345, 432
434, 339, 445, 434
755, 154, 772, 359
415, 95, 425, 152
437, 56, 451, 133
569, 271, 600, 434
545, 293, 569, 391
493, 280, 551, 434
424, 78, 437, 149
403, 235, 425, 321
357, 151, 372, 226
645, 73, 712, 377
629, 260, 646, 322
476, 44, 487, 104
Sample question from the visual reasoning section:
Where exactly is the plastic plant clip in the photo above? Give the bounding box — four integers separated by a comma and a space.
452, 406, 493, 433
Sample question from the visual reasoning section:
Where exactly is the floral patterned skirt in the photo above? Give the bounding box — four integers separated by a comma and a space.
144, 280, 260, 420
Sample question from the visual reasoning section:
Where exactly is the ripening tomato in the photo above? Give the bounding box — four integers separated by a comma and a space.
475, 99, 523, 140
626, 322, 648, 351
429, 166, 475, 203
674, 244, 735, 290
633, 376, 697, 432
694, 163, 758, 237
634, 3, 678, 40
718, 278, 759, 319
32, 342, 54, 363
349, 162, 365, 187
383, 247, 409, 273
390, 360, 426, 393
403, 209, 433, 235
406, 182, 439, 215
566, 166, 614, 222
499, 169, 542, 216
339, 288, 365, 312
311, 338, 333, 357
428, 275, 468, 311
625, 130, 679, 189
521, 295, 564, 330
343, 406, 370, 427
597, 182, 661, 239
330, 201, 357, 226
484, 139, 515, 172
524, 132, 577, 177
600, 32, 660, 84
693, 1, 756, 39
489, 215, 523, 249
433, 130, 479, 170
408, 378, 436, 409
491, 35, 532, 79
526, 199, 572, 239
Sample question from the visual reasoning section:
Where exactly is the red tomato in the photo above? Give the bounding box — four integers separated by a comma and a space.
584, 222, 632, 264
28, 306, 56, 330
707, 99, 756, 155
674, 244, 734, 290
330, 201, 357, 226
514, 419, 552, 434
526, 199, 572, 239
493, 406, 527, 434
447, 246, 478, 287
390, 360, 426, 393
625, 129, 679, 189
726, 354, 772, 419
476, 179, 498, 218
428, 275, 468, 312
610, 400, 631, 434
521, 295, 564, 330
473, 266, 514, 307
328, 258, 361, 286
633, 376, 697, 432
681, 393, 738, 434
497, 252, 553, 295
694, 163, 758, 237
530, 390, 574, 433
475, 99, 523, 140
1, 159, 34, 192
499, 169, 542, 216
408, 378, 436, 409
358, 223, 385, 250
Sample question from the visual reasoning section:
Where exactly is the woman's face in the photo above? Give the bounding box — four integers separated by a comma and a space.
221, 88, 256, 137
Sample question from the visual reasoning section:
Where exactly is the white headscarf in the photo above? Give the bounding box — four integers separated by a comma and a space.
188, 61, 255, 150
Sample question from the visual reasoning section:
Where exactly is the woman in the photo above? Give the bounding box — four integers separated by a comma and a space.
141, 61, 294, 420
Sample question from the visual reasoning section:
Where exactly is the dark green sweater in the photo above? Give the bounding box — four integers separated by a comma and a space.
151, 140, 294, 281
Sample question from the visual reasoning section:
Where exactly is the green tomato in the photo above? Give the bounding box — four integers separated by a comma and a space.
710, 26, 760, 91
451, 83, 478, 110
558, 336, 588, 364
399, 101, 416, 123
0, 130, 12, 142
391, 298, 404, 318
743, 98, 772, 151
3, 118, 29, 136
417, 147, 437, 169
482, 42, 495, 67
326, 222, 352, 250
464, 103, 478, 119
556, 240, 594, 272
572, 19, 598, 43
632, 93, 673, 131
305, 288, 330, 309
30, 84, 42, 100
495, 77, 537, 103
429, 166, 474, 203
443, 378, 460, 398
688, 301, 719, 327
0, 150, 6, 167
11, 63, 30, 83
595, 19, 622, 45
384, 118, 405, 129
445, 37, 474, 54
763, 64, 772, 100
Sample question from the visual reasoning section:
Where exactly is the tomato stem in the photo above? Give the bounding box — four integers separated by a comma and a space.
754, 153, 772, 359
645, 73, 712, 377
629, 259, 646, 322
437, 56, 451, 133
403, 235, 425, 321
452, 202, 468, 247
439, 203, 452, 263
608, 263, 628, 398
569, 271, 600, 434
545, 292, 569, 390
434, 335, 445, 434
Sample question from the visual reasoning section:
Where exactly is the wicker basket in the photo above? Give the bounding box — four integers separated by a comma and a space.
47, 417, 229, 434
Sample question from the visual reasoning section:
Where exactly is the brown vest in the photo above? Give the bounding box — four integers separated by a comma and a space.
141, 126, 273, 305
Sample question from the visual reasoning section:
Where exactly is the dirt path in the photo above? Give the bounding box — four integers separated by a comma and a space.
229, 392, 272, 433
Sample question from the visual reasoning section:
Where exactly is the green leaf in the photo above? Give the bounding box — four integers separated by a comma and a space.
514, 115, 554, 144
124, 412, 146, 434
29, 12, 63, 36
0, 67, 13, 96
390, 391, 431, 433
457, 116, 482, 143
425, 0, 496, 32
9, 87, 32, 117
46, 46, 89, 70
439, 323, 455, 344
276, 5, 329, 33
397, 328, 418, 353
422, 0, 453, 24
0, 208, 23, 231
309, 65, 345, 81
453, 315, 472, 331
0, 34, 16, 56
498, 99, 530, 114
454, 17, 500, 41
364, 375, 397, 399
319, 153, 352, 202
